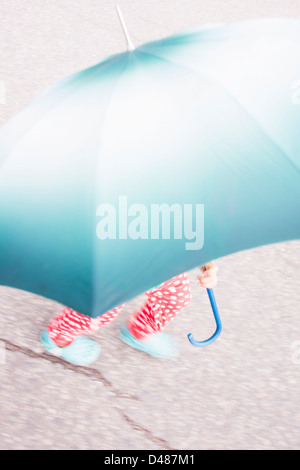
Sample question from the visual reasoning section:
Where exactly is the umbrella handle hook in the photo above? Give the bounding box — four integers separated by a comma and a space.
187, 288, 222, 347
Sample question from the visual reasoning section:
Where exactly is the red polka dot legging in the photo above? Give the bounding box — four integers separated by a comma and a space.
47, 272, 192, 346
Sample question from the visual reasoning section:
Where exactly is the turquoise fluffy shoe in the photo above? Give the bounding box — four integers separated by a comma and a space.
40, 330, 101, 366
119, 323, 179, 359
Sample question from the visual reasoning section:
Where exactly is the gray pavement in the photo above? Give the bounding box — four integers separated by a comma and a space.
1, 0, 300, 451
1, 242, 300, 450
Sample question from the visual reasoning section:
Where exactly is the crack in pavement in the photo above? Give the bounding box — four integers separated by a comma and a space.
118, 410, 176, 450
1, 337, 139, 400
1, 337, 175, 450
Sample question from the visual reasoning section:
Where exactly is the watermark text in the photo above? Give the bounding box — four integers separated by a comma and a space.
0, 80, 6, 105
292, 80, 300, 105
291, 341, 300, 365
0, 341, 6, 365
96, 196, 204, 250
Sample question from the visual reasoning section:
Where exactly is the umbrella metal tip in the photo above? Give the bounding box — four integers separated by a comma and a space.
115, 3, 135, 51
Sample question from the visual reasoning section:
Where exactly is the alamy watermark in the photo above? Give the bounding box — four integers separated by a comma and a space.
291, 341, 300, 365
0, 80, 6, 105
0, 341, 6, 365
292, 80, 300, 105
96, 196, 204, 250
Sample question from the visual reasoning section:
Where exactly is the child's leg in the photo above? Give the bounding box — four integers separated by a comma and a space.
46, 272, 191, 347
47, 304, 125, 347
127, 272, 192, 341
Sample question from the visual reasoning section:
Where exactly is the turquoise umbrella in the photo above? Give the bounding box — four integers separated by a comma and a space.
0, 17, 299, 324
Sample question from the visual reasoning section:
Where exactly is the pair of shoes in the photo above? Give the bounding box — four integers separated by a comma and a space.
41, 324, 178, 366
40, 330, 101, 366
119, 323, 179, 359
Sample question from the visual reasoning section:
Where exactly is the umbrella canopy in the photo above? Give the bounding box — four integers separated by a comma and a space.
0, 18, 299, 318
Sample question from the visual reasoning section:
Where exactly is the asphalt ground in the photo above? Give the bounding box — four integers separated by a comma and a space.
1, 241, 300, 449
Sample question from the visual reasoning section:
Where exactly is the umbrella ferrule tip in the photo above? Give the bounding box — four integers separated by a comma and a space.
115, 3, 135, 51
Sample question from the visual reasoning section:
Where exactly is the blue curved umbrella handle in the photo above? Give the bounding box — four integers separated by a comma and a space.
187, 288, 222, 347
